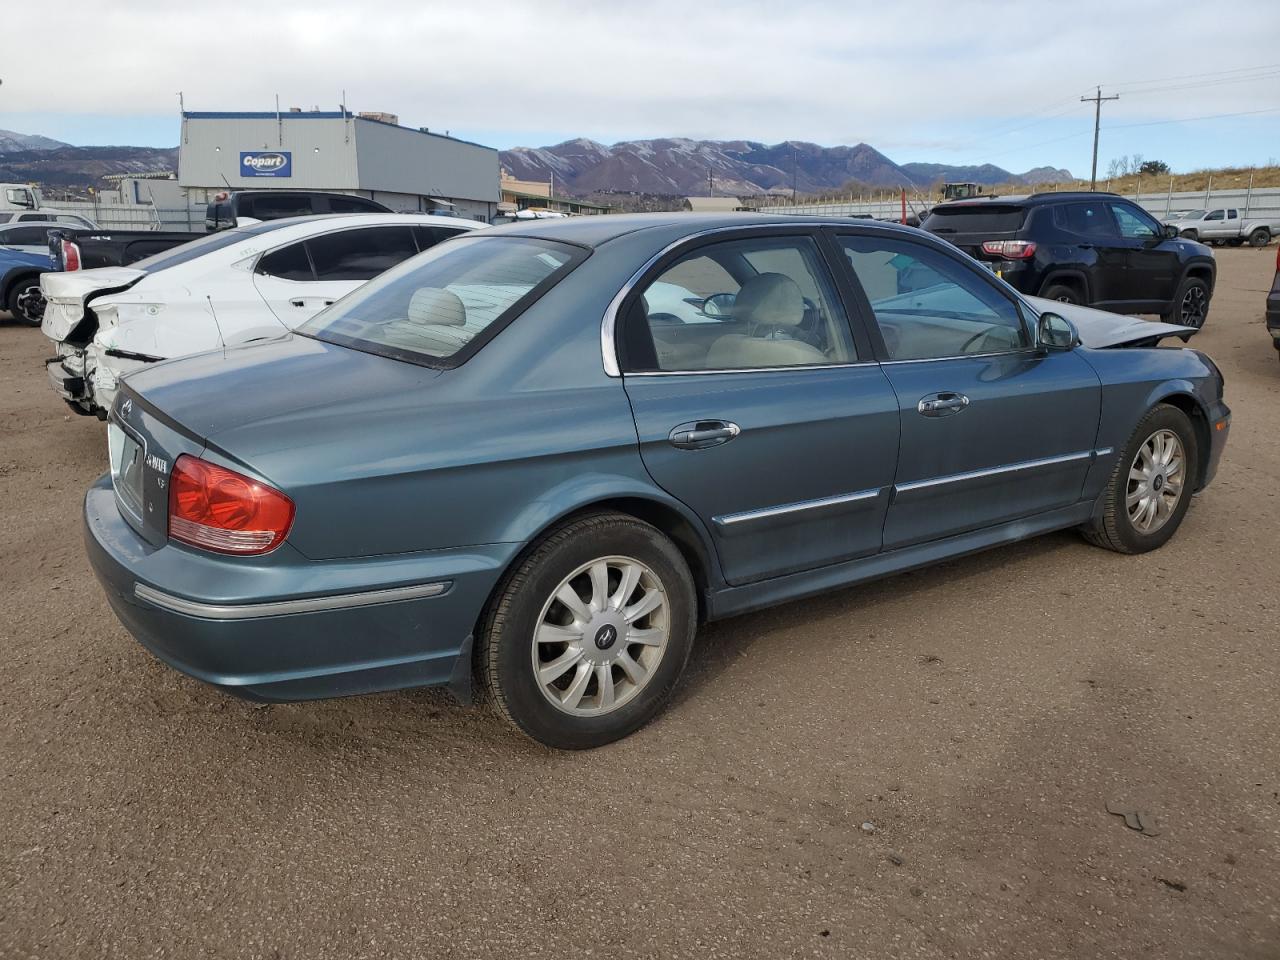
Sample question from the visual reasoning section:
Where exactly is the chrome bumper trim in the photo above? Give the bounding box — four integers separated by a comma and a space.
134, 580, 451, 620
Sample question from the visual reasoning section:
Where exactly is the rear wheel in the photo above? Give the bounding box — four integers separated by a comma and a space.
1040, 282, 1082, 305
1249, 228, 1271, 247
1081, 404, 1198, 554
1163, 275, 1210, 328
6, 277, 44, 326
478, 512, 697, 749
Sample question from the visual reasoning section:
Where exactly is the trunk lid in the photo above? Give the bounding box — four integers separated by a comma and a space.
924, 203, 1028, 257
40, 266, 145, 342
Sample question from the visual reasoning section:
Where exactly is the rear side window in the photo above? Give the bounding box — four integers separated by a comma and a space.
299, 236, 584, 366
0, 226, 50, 245
307, 226, 418, 281
414, 225, 467, 250
256, 242, 314, 281
241, 194, 315, 220
327, 195, 385, 214
923, 205, 1026, 235
1053, 201, 1117, 238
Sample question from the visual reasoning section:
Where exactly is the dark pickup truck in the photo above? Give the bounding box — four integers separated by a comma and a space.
49, 227, 205, 271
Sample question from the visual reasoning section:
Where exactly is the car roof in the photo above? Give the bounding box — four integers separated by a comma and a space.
481, 211, 922, 249
934, 191, 1124, 211
232, 212, 481, 236
0, 220, 63, 229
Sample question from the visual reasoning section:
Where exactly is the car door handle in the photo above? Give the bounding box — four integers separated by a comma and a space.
917, 393, 970, 417
668, 420, 741, 449
289, 298, 335, 308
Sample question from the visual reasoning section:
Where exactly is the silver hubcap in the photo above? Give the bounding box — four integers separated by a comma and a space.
1127, 429, 1185, 533
532, 556, 669, 717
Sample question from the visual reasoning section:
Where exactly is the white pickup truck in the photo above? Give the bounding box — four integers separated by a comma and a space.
0, 182, 97, 228
1163, 207, 1279, 247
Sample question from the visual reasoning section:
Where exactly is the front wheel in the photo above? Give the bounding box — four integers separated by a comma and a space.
1081, 404, 1199, 554
1040, 282, 1081, 305
479, 513, 697, 749
1179, 229, 1199, 240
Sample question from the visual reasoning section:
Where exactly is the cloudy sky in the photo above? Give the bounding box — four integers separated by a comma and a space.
3, 0, 1278, 175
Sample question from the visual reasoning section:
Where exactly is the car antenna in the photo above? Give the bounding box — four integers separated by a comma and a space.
206, 295, 227, 355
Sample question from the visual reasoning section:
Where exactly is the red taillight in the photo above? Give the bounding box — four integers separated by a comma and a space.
62, 239, 81, 271
981, 240, 1037, 260
167, 455, 294, 555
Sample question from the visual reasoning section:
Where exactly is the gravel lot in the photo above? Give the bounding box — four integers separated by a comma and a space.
2, 249, 1278, 960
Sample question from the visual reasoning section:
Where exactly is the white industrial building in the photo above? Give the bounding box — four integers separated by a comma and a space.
177, 110, 501, 222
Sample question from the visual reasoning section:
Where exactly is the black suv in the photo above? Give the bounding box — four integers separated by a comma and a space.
205, 191, 390, 232
922, 192, 1216, 327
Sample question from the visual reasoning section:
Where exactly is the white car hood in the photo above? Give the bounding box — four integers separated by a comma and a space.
40, 266, 146, 341
1024, 296, 1198, 348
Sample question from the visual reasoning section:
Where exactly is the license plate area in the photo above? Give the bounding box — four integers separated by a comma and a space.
108, 421, 146, 521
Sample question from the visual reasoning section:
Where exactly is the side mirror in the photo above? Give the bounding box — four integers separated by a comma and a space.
1037, 311, 1078, 351
702, 292, 736, 318
1163, 224, 1179, 239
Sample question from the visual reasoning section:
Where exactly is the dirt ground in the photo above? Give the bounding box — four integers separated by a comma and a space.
2, 249, 1278, 960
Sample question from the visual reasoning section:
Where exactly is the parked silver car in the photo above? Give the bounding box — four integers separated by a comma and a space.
1164, 208, 1278, 246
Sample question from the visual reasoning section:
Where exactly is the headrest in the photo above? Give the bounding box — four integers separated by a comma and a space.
734, 272, 804, 328
407, 287, 467, 326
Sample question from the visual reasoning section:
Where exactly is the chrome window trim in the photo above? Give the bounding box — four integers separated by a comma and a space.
625, 360, 879, 378
600, 221, 855, 378
134, 580, 451, 620
894, 450, 1095, 494
714, 487, 882, 529
880, 347, 1042, 366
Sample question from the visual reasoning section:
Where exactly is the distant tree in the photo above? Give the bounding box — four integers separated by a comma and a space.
1139, 159, 1171, 176
1106, 157, 1123, 179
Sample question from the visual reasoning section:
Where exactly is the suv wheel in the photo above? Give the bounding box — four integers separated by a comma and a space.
1040, 282, 1081, 305
1164, 275, 1210, 328
479, 512, 697, 749
1249, 227, 1271, 247
1081, 404, 1198, 554
1179, 229, 1199, 240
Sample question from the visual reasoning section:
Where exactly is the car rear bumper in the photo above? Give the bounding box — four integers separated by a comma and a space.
84, 473, 513, 702
1266, 277, 1280, 349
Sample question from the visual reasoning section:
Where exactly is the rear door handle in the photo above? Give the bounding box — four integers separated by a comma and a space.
669, 420, 741, 449
290, 298, 335, 308
917, 392, 970, 417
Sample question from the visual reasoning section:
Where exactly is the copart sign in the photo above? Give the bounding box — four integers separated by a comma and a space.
239, 151, 292, 177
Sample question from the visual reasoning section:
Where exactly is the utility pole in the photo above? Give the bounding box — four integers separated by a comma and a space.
708, 166, 714, 197
1081, 86, 1119, 191
791, 148, 798, 201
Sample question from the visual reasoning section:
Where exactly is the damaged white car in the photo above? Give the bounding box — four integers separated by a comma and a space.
42, 213, 481, 417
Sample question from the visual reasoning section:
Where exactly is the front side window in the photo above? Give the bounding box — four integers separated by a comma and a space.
241, 194, 314, 220
307, 226, 418, 281
840, 235, 1029, 361
1204, 210, 1224, 221
299, 236, 582, 366
1110, 203, 1159, 239
623, 235, 856, 372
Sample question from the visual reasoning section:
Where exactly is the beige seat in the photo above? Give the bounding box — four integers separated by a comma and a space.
706, 273, 827, 368
407, 287, 467, 327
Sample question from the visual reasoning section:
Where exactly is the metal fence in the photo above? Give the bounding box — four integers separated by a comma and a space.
43, 200, 206, 231
760, 186, 1280, 223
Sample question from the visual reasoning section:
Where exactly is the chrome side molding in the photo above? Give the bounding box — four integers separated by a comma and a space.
134, 580, 451, 620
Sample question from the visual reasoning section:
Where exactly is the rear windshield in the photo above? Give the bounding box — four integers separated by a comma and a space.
129, 220, 301, 272
923, 204, 1027, 234
298, 236, 585, 367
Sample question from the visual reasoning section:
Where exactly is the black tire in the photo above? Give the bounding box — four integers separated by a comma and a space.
1040, 282, 1082, 305
1162, 275, 1211, 327
5, 277, 44, 326
1179, 229, 1198, 240
478, 512, 697, 749
1248, 228, 1270, 248
1080, 404, 1199, 555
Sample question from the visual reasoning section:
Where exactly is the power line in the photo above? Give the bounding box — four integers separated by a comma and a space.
1104, 104, 1280, 131
1103, 62, 1280, 90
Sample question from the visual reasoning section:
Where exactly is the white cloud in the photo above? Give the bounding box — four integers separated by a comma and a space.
4, 0, 1278, 152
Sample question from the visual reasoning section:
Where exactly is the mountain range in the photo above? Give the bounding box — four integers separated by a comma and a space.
0, 127, 1072, 197
499, 138, 1072, 197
